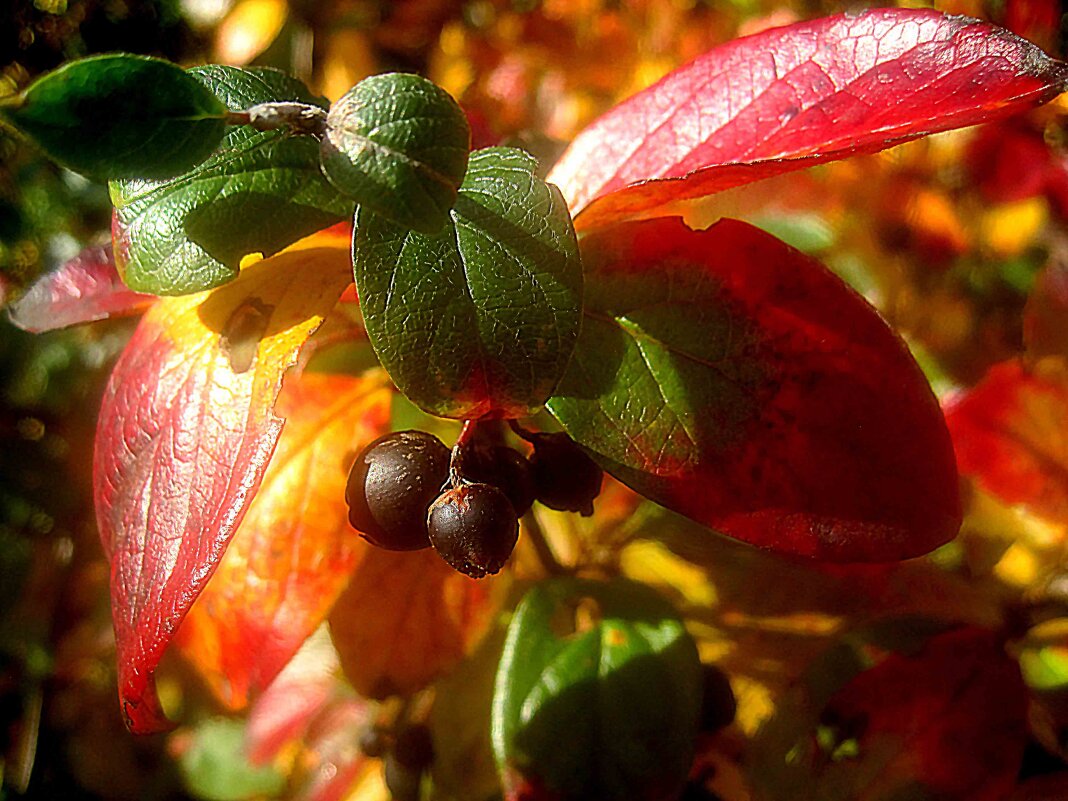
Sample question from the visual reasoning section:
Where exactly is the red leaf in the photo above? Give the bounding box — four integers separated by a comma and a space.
549, 217, 961, 560
7, 244, 153, 333
821, 628, 1028, 801
93, 240, 351, 733
946, 359, 1068, 521
548, 8, 1067, 228
173, 371, 392, 710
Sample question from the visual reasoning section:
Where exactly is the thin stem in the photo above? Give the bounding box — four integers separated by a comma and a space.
522, 510, 568, 576
449, 419, 478, 488
226, 101, 328, 138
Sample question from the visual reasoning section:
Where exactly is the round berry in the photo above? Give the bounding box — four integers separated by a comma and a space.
458, 444, 535, 517
346, 430, 449, 551
427, 484, 519, 578
529, 433, 603, 516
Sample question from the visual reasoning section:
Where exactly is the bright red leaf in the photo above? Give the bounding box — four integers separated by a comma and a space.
548, 217, 961, 560
548, 8, 1067, 228
174, 371, 392, 710
93, 239, 352, 733
7, 244, 153, 333
946, 359, 1068, 521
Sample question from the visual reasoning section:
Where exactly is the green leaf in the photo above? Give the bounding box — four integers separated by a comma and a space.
178, 718, 285, 801
353, 146, 582, 419
491, 578, 701, 801
321, 72, 470, 234
0, 54, 227, 181
111, 66, 352, 295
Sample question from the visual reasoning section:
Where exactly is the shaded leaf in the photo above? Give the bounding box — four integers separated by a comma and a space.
329, 547, 499, 699
548, 8, 1068, 228
111, 66, 352, 295
354, 146, 582, 419
0, 54, 227, 181
946, 359, 1068, 522
174, 371, 392, 710
322, 72, 471, 233
749, 627, 1028, 801
93, 238, 352, 733
492, 578, 701, 801
547, 217, 960, 561
7, 243, 153, 333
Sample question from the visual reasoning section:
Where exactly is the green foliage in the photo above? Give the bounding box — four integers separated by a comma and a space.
492, 577, 702, 801
353, 146, 582, 419
110, 66, 352, 295
0, 54, 227, 182
178, 718, 285, 801
322, 73, 471, 233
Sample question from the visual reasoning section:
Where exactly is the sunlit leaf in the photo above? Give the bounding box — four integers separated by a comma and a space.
111, 66, 351, 295
174, 371, 392, 710
492, 578, 701, 801
946, 359, 1068, 522
329, 547, 500, 699
0, 54, 227, 181
548, 8, 1068, 228
93, 237, 352, 733
7, 243, 153, 333
354, 146, 582, 419
322, 73, 471, 233
548, 217, 960, 560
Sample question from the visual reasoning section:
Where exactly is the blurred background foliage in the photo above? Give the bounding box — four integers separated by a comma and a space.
3, 0, 1068, 799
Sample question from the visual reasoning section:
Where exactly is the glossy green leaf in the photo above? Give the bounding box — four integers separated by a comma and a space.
321, 72, 470, 234
353, 146, 582, 419
0, 54, 227, 181
491, 578, 701, 801
111, 66, 352, 295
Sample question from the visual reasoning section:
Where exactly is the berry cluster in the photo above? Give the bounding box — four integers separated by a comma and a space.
345, 422, 603, 578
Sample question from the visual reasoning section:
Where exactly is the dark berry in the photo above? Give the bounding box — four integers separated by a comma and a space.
359, 726, 390, 758
393, 724, 434, 771
346, 430, 449, 551
700, 664, 737, 733
384, 754, 422, 801
457, 444, 535, 516
529, 433, 603, 516
427, 484, 519, 578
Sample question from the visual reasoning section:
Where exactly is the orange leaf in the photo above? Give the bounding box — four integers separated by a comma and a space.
94, 240, 352, 733
175, 371, 392, 710
329, 548, 500, 699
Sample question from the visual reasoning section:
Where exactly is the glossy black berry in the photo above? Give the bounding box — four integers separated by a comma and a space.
427, 484, 519, 578
346, 430, 450, 551
529, 433, 603, 516
458, 444, 535, 516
